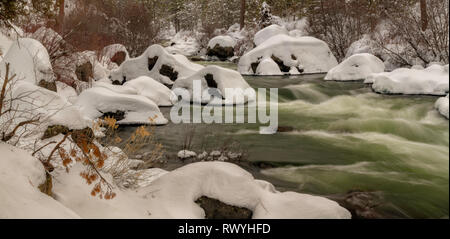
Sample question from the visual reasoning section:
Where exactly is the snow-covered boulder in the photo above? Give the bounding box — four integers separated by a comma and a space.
325, 53, 385, 81
0, 38, 56, 91
56, 81, 78, 104
110, 44, 204, 87
173, 65, 255, 105
137, 162, 351, 219
435, 95, 449, 119
93, 76, 176, 107
206, 36, 236, 61
256, 58, 282, 75
0, 142, 80, 218
101, 44, 129, 67
165, 30, 201, 57
178, 150, 197, 159
239, 35, 338, 75
75, 87, 168, 125
366, 64, 449, 95
254, 24, 288, 46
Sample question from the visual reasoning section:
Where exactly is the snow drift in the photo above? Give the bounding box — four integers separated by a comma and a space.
238, 35, 338, 75
325, 53, 385, 81
366, 64, 449, 95
110, 44, 204, 86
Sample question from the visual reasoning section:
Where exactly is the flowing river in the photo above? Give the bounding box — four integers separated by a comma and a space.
118, 61, 449, 219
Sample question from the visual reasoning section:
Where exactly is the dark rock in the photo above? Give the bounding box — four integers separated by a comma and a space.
111, 51, 127, 66
271, 55, 291, 72
190, 56, 204, 62
160, 64, 179, 82
42, 125, 70, 140
205, 74, 218, 88
101, 110, 126, 122
334, 190, 385, 219
75, 61, 93, 82
196, 196, 253, 219
277, 126, 294, 132
251, 62, 260, 74
112, 76, 127, 85
206, 44, 234, 61
38, 80, 57, 92
148, 56, 159, 71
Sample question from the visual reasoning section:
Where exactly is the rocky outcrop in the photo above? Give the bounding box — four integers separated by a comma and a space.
196, 196, 253, 219
75, 61, 93, 82
206, 44, 235, 61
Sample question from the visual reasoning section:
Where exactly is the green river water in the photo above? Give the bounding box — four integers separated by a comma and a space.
120, 61, 449, 219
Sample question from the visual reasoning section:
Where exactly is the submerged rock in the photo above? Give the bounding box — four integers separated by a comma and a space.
196, 196, 253, 219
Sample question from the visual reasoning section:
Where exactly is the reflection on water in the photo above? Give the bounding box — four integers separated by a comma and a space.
119, 62, 449, 219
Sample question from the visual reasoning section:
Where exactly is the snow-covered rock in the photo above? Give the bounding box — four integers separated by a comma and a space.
256, 58, 282, 75
101, 44, 130, 66
325, 53, 385, 81
0, 142, 80, 218
254, 24, 288, 46
110, 44, 204, 86
94, 76, 177, 107
206, 36, 236, 60
178, 150, 197, 159
435, 95, 449, 119
345, 34, 377, 58
56, 81, 78, 104
173, 65, 255, 105
0, 38, 55, 89
366, 64, 449, 95
75, 87, 168, 125
239, 35, 338, 75
137, 162, 351, 219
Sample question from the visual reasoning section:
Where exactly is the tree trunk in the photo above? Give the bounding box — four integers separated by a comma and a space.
240, 0, 246, 29
57, 0, 65, 33
420, 0, 428, 31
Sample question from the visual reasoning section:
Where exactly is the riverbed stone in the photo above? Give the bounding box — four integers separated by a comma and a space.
196, 196, 253, 219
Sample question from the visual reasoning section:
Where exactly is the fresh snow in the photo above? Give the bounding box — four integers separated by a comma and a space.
256, 58, 282, 75
366, 64, 449, 95
325, 53, 385, 81
110, 44, 204, 86
254, 24, 289, 46
208, 35, 236, 49
435, 95, 449, 119
0, 143, 80, 219
137, 162, 351, 219
75, 87, 168, 125
165, 30, 201, 56
173, 65, 255, 105
0, 38, 55, 85
239, 35, 338, 75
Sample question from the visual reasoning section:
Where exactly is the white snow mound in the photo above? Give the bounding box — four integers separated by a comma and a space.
239, 35, 338, 75
0, 143, 80, 218
366, 64, 449, 95
75, 87, 168, 125
256, 58, 282, 75
254, 24, 289, 46
137, 162, 351, 219
435, 95, 449, 119
325, 53, 385, 81
173, 65, 256, 105
208, 36, 236, 49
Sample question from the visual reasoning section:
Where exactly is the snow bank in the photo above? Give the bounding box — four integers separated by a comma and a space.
75, 87, 168, 125
239, 35, 338, 75
208, 35, 237, 49
137, 162, 351, 219
0, 143, 80, 218
173, 65, 255, 105
325, 53, 385, 81
254, 24, 288, 46
435, 95, 449, 119
0, 38, 55, 86
110, 44, 204, 86
56, 81, 78, 104
366, 64, 449, 95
